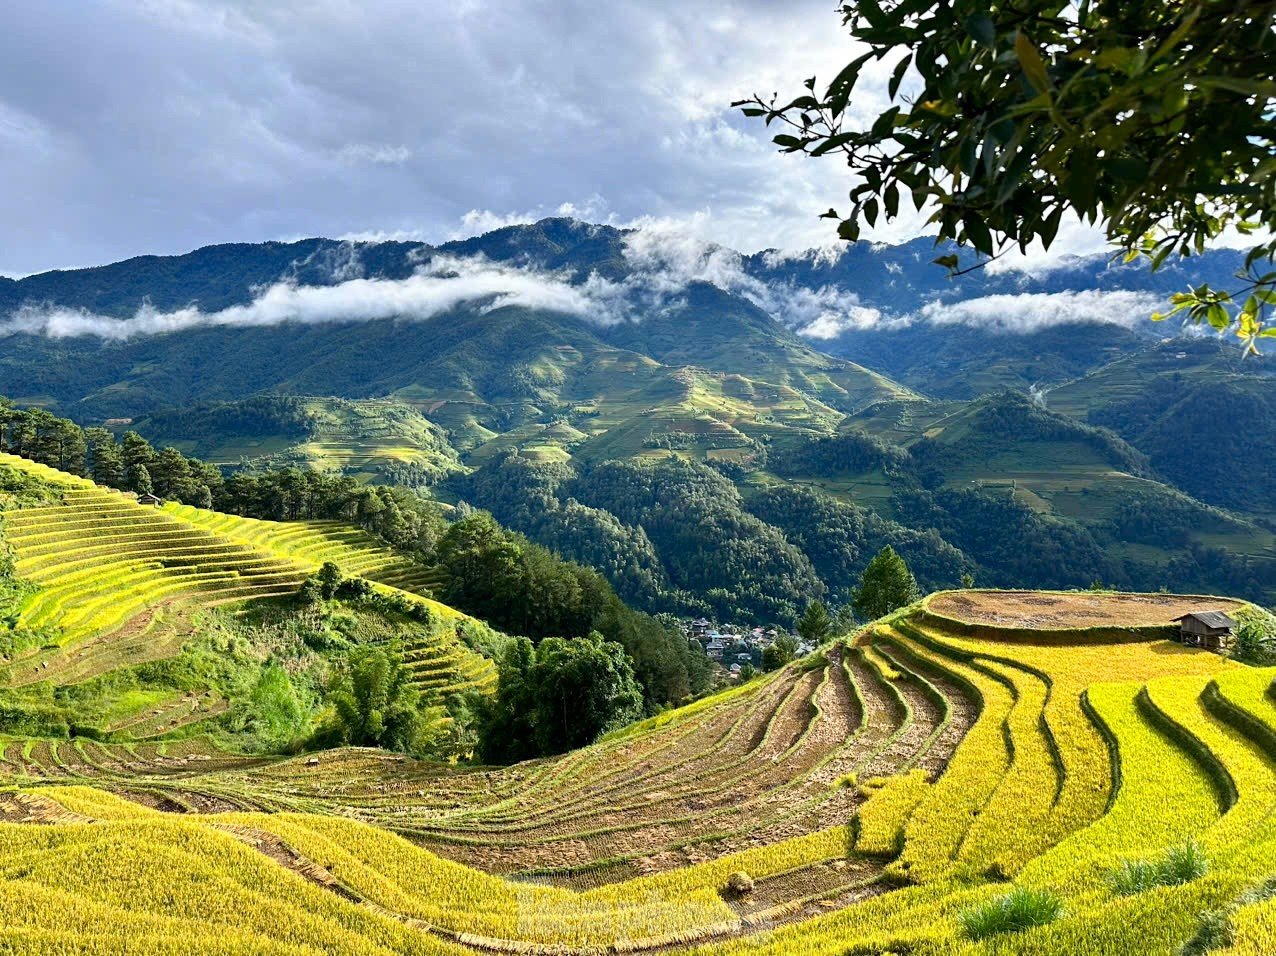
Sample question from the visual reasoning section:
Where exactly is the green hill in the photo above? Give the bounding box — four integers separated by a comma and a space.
0, 454, 496, 746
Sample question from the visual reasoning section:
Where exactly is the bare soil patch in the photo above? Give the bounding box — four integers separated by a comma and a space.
928, 591, 1246, 630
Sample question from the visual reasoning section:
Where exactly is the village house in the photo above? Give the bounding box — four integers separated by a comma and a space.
136, 493, 165, 507
1173, 611, 1237, 654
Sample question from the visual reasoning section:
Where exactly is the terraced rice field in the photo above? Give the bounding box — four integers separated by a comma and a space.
165, 503, 451, 603
0, 453, 493, 699
4, 588, 1274, 952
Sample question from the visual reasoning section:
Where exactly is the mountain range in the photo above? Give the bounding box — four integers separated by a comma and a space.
2, 218, 1272, 621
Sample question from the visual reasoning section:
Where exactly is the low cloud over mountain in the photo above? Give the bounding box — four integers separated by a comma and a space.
0, 219, 1245, 343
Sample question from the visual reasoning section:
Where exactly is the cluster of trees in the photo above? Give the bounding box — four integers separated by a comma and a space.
909, 393, 1149, 480
433, 513, 711, 710
140, 396, 316, 442
893, 487, 1118, 591
747, 485, 966, 604
478, 634, 644, 761
771, 431, 912, 481
456, 453, 828, 623
0, 403, 89, 474
315, 645, 436, 754
1092, 377, 1276, 512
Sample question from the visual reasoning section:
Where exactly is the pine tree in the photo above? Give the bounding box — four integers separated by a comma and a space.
130, 463, 154, 496
86, 428, 125, 488
852, 546, 920, 621
797, 601, 833, 645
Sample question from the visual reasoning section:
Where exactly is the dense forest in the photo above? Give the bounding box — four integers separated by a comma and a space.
452, 393, 1276, 620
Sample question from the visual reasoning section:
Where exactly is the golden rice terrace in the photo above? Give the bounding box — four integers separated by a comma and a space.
1, 457, 1275, 953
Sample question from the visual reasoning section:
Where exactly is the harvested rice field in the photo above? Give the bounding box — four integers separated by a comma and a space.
926, 588, 1248, 631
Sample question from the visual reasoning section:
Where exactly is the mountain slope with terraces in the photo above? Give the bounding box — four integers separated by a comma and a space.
0, 453, 496, 736
2, 586, 1274, 953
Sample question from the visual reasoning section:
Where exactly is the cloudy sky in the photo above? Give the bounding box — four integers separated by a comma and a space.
3, 0, 1109, 278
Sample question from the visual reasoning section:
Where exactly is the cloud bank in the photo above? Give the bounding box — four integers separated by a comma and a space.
914, 290, 1166, 334
2, 237, 1169, 344
2, 256, 602, 341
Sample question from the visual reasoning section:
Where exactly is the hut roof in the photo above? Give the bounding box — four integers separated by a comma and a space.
1172, 610, 1237, 630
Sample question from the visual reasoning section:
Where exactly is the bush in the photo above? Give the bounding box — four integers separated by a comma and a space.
958, 888, 1064, 940
1110, 842, 1209, 896
1233, 606, 1276, 664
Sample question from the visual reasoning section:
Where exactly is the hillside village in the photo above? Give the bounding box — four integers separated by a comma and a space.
682, 617, 815, 676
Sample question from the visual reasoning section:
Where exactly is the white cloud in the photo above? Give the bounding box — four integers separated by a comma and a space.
796, 306, 886, 339
336, 143, 412, 165
0, 1, 904, 274
451, 198, 613, 240
916, 290, 1166, 333
2, 255, 607, 340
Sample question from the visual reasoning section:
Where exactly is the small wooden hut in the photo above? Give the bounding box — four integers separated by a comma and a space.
1173, 611, 1237, 654
136, 493, 165, 507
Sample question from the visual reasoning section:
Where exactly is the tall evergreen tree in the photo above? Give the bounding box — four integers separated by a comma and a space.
129, 463, 154, 496
85, 428, 124, 487
852, 546, 921, 621
796, 601, 833, 645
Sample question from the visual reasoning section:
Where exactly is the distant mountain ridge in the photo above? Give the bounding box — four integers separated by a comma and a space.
0, 216, 1247, 317
0, 218, 1252, 405
3, 218, 1273, 620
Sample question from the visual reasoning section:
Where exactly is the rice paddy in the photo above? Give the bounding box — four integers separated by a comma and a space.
3, 455, 1276, 952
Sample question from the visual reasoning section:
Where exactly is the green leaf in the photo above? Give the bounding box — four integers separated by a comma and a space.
1196, 77, 1276, 98
1015, 32, 1053, 95
809, 132, 857, 157
962, 212, 994, 255
858, 0, 888, 30
888, 53, 913, 100
965, 14, 996, 47
870, 106, 901, 137
837, 219, 861, 241
1041, 208, 1063, 248
1107, 156, 1150, 182
1094, 47, 1135, 71
825, 51, 874, 116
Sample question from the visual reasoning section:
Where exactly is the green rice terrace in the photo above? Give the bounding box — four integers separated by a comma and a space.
1, 455, 1275, 952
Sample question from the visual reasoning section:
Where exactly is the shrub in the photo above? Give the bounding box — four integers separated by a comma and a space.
1110, 842, 1209, 896
1233, 606, 1276, 664
958, 888, 1064, 940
